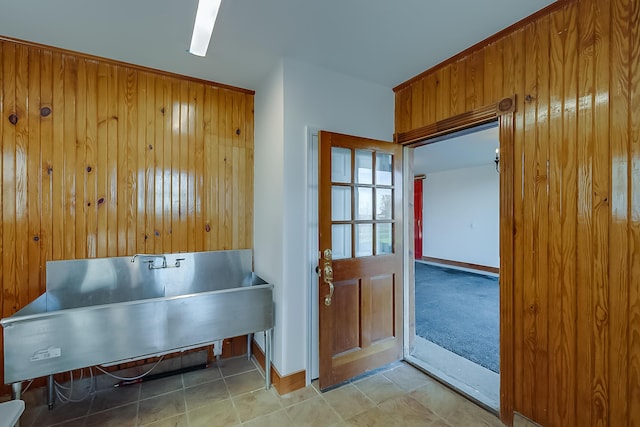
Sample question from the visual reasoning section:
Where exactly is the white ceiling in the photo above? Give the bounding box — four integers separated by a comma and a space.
413, 125, 500, 175
0, 0, 555, 91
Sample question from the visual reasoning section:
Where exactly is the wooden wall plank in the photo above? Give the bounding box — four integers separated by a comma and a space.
187, 82, 197, 252
76, 59, 87, 259
521, 20, 539, 419
464, 50, 484, 110
410, 78, 424, 131
219, 90, 230, 249
27, 47, 42, 303
629, 2, 640, 425
547, 8, 565, 425
40, 50, 53, 278
162, 77, 172, 252
533, 16, 551, 422
449, 61, 466, 116
15, 45, 29, 310
116, 66, 128, 256
106, 64, 118, 256
177, 81, 188, 252
483, 41, 503, 105
3, 42, 17, 316
96, 62, 108, 258
125, 68, 138, 256
194, 83, 205, 251
433, 66, 450, 122
423, 74, 437, 127
591, 0, 611, 424
154, 76, 165, 253
575, 0, 596, 425
245, 95, 254, 249
203, 87, 214, 250
0, 40, 255, 392
560, 4, 578, 426
85, 60, 97, 258
0, 42, 4, 376
136, 72, 147, 253
609, 0, 631, 425
63, 54, 77, 260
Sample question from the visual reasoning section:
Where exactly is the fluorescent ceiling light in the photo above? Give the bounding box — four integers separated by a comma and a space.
189, 0, 222, 57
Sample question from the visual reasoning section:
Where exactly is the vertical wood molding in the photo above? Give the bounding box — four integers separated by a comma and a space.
0, 38, 255, 394
499, 111, 515, 426
394, 0, 639, 425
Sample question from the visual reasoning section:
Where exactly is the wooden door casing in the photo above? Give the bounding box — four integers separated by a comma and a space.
414, 177, 424, 259
393, 0, 640, 425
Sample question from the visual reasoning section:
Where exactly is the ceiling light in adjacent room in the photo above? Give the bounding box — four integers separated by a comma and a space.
188, 0, 222, 57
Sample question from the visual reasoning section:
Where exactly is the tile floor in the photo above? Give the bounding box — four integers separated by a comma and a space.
14, 356, 505, 427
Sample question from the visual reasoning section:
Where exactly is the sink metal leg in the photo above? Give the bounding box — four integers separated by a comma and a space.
247, 333, 253, 360
11, 382, 22, 427
212, 339, 223, 364
264, 329, 271, 389
11, 381, 22, 400
47, 375, 55, 409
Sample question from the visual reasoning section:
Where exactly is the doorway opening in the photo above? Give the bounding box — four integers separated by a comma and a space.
406, 122, 500, 411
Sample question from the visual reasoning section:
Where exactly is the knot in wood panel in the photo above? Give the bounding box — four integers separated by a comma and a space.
8, 113, 18, 125
40, 106, 52, 117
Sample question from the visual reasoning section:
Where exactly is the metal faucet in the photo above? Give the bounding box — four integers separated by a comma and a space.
131, 254, 184, 269
130, 254, 167, 270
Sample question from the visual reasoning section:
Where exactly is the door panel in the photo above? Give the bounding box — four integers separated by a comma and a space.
371, 275, 395, 343
318, 131, 403, 390
333, 279, 361, 356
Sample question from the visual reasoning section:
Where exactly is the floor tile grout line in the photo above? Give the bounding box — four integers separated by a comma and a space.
181, 372, 190, 427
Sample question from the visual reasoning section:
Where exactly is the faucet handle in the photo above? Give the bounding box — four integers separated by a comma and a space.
174, 258, 186, 268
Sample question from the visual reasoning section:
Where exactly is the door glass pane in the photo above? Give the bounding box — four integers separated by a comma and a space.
355, 150, 373, 184
376, 223, 393, 255
355, 187, 373, 220
332, 147, 351, 183
376, 153, 393, 186
355, 224, 373, 257
332, 224, 352, 260
376, 188, 393, 220
332, 186, 351, 221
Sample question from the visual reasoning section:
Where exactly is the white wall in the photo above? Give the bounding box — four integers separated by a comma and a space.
254, 57, 394, 378
253, 60, 285, 368
422, 164, 499, 268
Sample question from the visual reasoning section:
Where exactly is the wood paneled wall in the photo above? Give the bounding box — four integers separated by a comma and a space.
0, 38, 254, 391
395, 0, 639, 426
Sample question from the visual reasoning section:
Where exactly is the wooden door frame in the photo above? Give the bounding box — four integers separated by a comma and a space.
397, 96, 516, 426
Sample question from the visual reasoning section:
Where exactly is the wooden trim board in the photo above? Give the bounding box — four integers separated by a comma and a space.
251, 340, 306, 395
0, 34, 255, 94
393, 0, 572, 92
421, 256, 500, 275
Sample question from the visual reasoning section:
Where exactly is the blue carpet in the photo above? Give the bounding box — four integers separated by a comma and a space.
414, 262, 499, 373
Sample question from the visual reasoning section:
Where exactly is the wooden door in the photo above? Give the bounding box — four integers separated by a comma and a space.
318, 131, 403, 390
414, 178, 424, 259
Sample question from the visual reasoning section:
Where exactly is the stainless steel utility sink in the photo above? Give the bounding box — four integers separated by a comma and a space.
1, 250, 273, 401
